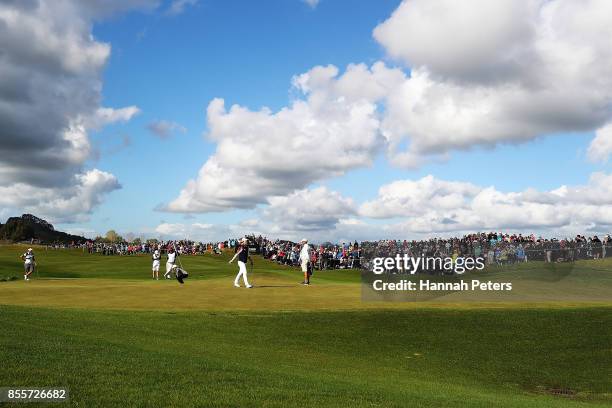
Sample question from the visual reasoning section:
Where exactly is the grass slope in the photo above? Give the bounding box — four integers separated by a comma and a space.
0, 306, 610, 407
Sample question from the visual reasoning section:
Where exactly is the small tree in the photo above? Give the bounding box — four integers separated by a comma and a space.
105, 230, 123, 243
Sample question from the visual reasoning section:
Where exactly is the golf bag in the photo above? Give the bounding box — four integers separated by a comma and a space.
172, 243, 189, 284
175, 267, 188, 284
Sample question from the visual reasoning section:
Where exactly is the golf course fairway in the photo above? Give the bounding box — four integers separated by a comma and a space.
1, 245, 611, 407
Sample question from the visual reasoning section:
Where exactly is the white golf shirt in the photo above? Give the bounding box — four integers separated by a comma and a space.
23, 252, 34, 264
299, 244, 311, 264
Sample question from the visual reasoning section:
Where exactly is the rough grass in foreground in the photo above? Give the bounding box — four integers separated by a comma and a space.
0, 306, 610, 407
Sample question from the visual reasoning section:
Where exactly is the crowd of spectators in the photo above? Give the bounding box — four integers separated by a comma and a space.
79, 239, 241, 256
360, 232, 612, 269
44, 231, 612, 273
250, 236, 361, 270
69, 235, 362, 271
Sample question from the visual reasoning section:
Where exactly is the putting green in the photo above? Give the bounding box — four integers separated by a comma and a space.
1, 245, 611, 310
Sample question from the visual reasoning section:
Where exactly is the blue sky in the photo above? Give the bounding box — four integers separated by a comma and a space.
2, 0, 612, 241
87, 0, 402, 234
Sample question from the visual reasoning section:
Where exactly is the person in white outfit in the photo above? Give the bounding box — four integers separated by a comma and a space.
21, 248, 35, 281
165, 247, 178, 279
152, 248, 161, 280
299, 238, 312, 285
229, 238, 253, 288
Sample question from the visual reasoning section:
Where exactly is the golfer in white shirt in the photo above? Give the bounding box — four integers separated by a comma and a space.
21, 248, 35, 281
152, 248, 161, 280
299, 238, 311, 285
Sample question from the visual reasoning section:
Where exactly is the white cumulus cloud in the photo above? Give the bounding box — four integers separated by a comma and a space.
373, 0, 612, 166
587, 123, 612, 162
166, 0, 612, 213
263, 186, 356, 233
0, 0, 149, 220
360, 173, 612, 236
0, 169, 121, 223
164, 64, 388, 212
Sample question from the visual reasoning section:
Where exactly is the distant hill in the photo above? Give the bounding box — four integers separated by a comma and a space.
0, 214, 86, 243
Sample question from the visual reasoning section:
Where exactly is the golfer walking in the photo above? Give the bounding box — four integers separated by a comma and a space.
152, 247, 161, 280
21, 248, 36, 281
299, 238, 312, 285
229, 238, 253, 288
164, 247, 178, 279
